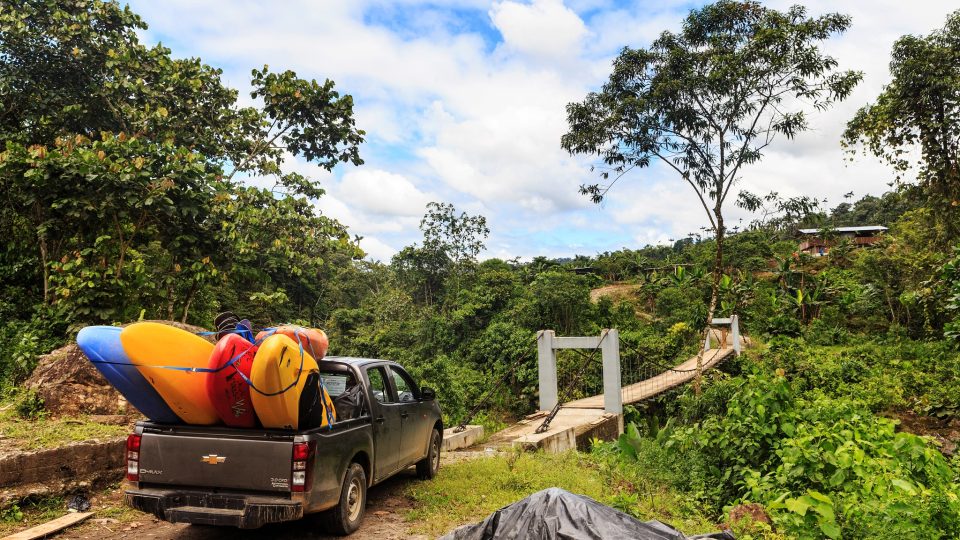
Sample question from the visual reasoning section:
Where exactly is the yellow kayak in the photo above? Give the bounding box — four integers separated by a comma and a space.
120, 322, 219, 425
250, 334, 321, 429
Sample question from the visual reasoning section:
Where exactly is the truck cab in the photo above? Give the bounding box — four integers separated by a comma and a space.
124, 358, 443, 534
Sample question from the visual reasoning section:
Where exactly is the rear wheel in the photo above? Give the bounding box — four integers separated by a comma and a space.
321, 462, 366, 535
416, 429, 441, 480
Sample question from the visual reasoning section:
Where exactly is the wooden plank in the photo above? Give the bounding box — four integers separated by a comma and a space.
2, 512, 92, 540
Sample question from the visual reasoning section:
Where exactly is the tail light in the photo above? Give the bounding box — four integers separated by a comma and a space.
291, 441, 316, 492
126, 434, 142, 482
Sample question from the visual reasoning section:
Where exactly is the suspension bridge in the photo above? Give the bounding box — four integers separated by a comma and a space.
444, 317, 745, 453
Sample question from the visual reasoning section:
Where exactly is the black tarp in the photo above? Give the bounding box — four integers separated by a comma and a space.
332, 381, 365, 420
440, 488, 734, 540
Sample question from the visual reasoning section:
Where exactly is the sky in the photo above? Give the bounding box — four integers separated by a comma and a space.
125, 0, 958, 262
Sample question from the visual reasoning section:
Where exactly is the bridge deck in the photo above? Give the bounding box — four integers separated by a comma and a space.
488, 343, 737, 451
566, 346, 735, 409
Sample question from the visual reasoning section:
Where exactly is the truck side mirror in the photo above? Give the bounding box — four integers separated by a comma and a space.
420, 386, 436, 401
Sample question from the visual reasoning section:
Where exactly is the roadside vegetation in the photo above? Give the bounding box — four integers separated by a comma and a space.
405, 451, 718, 538
2, 0, 960, 538
0, 389, 129, 451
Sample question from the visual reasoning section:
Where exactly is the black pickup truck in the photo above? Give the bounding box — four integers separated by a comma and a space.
124, 357, 443, 534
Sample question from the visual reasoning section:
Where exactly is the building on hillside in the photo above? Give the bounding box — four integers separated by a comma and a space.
797, 225, 888, 257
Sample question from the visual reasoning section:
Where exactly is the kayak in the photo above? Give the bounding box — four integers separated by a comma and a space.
206, 334, 259, 428
250, 334, 323, 429
76, 326, 181, 424
256, 326, 328, 361
121, 322, 220, 425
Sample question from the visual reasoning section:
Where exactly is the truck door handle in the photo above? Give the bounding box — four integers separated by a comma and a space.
400, 412, 409, 419
375, 416, 385, 424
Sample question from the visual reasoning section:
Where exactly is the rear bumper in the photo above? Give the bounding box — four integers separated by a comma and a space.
126, 487, 303, 529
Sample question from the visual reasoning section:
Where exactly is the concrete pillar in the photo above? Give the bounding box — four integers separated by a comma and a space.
537, 330, 558, 412
732, 315, 741, 355
600, 328, 622, 415
703, 328, 712, 351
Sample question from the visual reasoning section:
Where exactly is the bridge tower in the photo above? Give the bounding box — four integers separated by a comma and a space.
536, 328, 621, 415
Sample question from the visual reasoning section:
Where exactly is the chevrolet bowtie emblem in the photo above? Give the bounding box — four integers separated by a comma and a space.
201, 454, 226, 465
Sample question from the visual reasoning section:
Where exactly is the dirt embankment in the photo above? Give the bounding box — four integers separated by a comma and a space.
589, 283, 643, 303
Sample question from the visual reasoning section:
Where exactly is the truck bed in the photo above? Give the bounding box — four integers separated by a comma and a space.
127, 416, 374, 528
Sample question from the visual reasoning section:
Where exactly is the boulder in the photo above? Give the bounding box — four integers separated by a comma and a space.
23, 320, 209, 417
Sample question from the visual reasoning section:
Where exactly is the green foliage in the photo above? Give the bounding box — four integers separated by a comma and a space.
844, 9, 960, 235
406, 451, 716, 538
608, 365, 960, 538
943, 247, 960, 345
12, 389, 46, 420
0, 0, 365, 384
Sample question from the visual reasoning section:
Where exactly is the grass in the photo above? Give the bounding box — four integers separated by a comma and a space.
0, 497, 65, 536
0, 483, 141, 537
0, 393, 129, 451
404, 449, 717, 538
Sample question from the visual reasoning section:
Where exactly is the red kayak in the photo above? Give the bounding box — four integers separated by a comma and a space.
206, 334, 258, 427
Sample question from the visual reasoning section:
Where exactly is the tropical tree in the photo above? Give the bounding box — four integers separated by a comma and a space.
561, 0, 860, 382
393, 203, 489, 307
0, 0, 365, 325
844, 9, 960, 235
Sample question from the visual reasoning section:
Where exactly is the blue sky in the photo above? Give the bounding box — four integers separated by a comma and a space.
126, 0, 957, 261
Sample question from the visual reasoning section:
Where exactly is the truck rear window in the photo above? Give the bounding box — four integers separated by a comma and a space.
320, 373, 350, 396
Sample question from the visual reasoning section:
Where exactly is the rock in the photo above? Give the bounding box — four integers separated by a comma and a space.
23, 320, 210, 417
729, 502, 772, 528
24, 344, 121, 416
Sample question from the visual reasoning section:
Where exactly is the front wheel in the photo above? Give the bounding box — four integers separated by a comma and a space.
416, 429, 441, 480
321, 462, 367, 535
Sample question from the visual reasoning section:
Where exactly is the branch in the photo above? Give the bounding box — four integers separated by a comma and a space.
652, 150, 718, 232
224, 116, 285, 181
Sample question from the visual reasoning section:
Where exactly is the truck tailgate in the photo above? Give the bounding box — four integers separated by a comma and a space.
139, 431, 294, 492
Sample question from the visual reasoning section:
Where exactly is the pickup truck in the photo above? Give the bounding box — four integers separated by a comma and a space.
123, 357, 443, 534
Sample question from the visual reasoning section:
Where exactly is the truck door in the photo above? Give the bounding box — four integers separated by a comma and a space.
366, 365, 401, 481
389, 366, 431, 467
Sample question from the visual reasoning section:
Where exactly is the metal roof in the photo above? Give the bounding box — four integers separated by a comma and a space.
798, 226, 888, 234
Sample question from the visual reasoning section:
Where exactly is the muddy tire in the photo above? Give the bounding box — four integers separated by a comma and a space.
321, 462, 367, 535
416, 429, 441, 480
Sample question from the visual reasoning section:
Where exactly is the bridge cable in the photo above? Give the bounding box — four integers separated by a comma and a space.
534, 330, 609, 434
454, 334, 541, 433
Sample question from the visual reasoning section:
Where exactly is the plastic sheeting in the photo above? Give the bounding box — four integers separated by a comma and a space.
440, 488, 735, 540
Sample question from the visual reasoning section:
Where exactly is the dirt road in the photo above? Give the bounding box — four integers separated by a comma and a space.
59, 469, 423, 540
57, 452, 489, 540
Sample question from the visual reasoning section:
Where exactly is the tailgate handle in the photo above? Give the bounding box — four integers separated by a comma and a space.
400, 412, 409, 419
375, 416, 385, 424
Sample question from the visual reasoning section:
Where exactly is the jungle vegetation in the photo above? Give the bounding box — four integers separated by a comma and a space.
2, 1, 960, 538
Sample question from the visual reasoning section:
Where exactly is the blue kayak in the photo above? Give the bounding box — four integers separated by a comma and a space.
76, 326, 181, 424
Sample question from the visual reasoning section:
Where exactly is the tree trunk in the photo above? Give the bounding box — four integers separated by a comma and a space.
166, 282, 175, 320
181, 280, 199, 323
39, 236, 50, 304
696, 213, 725, 395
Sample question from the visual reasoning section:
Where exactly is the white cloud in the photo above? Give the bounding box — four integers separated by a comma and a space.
357, 236, 398, 262
490, 0, 588, 61
127, 0, 960, 261
337, 169, 434, 217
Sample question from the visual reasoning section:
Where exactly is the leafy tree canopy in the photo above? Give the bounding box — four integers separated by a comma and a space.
562, 0, 861, 365
844, 9, 960, 230
0, 0, 365, 325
